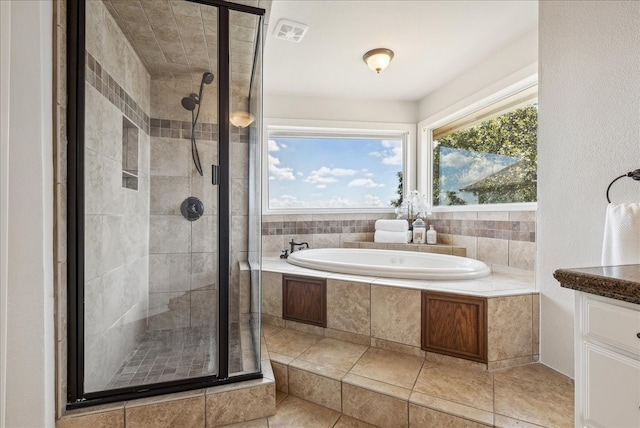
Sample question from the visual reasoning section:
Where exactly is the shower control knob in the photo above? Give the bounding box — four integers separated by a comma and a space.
181, 197, 204, 221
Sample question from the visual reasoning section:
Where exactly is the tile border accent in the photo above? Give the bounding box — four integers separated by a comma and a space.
85, 52, 150, 134
261, 218, 536, 242
85, 52, 218, 143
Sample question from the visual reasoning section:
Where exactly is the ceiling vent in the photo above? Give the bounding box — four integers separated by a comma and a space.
273, 19, 309, 43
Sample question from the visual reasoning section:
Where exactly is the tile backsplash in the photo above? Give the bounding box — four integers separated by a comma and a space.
262, 210, 536, 271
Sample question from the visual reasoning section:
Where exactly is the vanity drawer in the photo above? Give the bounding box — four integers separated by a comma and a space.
584, 296, 640, 356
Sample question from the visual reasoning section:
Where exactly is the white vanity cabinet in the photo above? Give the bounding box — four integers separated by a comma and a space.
575, 292, 640, 428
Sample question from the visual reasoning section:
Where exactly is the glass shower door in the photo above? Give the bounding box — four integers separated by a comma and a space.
82, 0, 221, 394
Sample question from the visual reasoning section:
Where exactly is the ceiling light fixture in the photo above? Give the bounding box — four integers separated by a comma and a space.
362, 48, 394, 74
230, 111, 255, 128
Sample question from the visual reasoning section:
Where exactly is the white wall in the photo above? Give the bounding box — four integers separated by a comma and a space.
417, 27, 538, 123
265, 94, 418, 124
538, 1, 640, 377
3, 0, 55, 426
0, 1, 10, 425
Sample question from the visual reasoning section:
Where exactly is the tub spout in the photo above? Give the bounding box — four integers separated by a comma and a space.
289, 239, 309, 253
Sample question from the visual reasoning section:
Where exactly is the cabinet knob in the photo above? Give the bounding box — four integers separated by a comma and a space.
637, 332, 640, 339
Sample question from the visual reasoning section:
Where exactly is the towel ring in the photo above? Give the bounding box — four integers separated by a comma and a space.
606, 169, 640, 203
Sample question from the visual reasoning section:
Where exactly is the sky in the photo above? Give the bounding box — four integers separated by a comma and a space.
268, 137, 402, 209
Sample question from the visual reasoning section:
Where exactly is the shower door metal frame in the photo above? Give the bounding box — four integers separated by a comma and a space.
66, 0, 264, 408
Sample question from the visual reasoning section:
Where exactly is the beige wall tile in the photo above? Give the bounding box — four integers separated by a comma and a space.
126, 396, 205, 428
56, 410, 124, 428
452, 212, 478, 220
509, 211, 536, 222
409, 403, 491, 427
478, 237, 509, 266
150, 176, 190, 215
478, 211, 510, 221
342, 382, 408, 428
370, 338, 425, 358
325, 328, 371, 346
314, 233, 340, 248
261, 272, 282, 318
327, 280, 370, 336
370, 285, 421, 347
149, 253, 191, 292
452, 235, 478, 259
206, 383, 275, 427
288, 365, 342, 412
271, 361, 288, 393
508, 240, 536, 271
487, 295, 533, 362
267, 395, 340, 428
149, 215, 191, 253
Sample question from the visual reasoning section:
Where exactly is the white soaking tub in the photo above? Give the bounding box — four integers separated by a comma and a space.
286, 248, 491, 280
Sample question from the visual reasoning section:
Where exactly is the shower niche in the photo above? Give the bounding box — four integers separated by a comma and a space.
67, 0, 265, 406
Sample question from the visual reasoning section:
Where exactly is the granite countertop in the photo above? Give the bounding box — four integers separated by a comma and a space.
554, 264, 640, 305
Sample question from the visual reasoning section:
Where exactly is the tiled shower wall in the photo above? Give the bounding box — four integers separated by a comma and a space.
262, 210, 536, 271
147, 78, 219, 331
83, 0, 151, 392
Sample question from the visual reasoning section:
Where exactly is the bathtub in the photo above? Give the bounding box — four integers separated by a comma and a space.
286, 248, 491, 280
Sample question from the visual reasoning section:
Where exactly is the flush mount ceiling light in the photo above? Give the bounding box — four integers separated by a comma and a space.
230, 111, 255, 128
362, 48, 394, 74
273, 19, 309, 43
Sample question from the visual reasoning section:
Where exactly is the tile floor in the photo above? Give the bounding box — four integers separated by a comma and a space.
221, 324, 574, 428
106, 323, 244, 390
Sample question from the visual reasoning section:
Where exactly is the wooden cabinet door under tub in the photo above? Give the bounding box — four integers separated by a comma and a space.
282, 275, 327, 327
421, 291, 488, 363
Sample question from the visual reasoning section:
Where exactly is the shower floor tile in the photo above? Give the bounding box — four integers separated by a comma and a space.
106, 324, 244, 390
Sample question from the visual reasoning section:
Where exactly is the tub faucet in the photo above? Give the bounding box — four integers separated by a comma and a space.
289, 239, 309, 254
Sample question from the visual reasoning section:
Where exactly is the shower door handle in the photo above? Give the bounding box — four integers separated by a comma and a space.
212, 164, 220, 185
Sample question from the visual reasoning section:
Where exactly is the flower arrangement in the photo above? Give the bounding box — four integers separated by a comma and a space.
394, 190, 431, 227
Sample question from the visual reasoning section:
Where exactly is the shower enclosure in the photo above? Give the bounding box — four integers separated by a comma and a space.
67, 0, 264, 406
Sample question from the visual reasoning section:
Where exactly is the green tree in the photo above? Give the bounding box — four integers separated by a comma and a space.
433, 104, 537, 205
390, 171, 403, 207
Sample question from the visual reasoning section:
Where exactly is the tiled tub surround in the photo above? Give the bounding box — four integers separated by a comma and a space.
262, 210, 536, 271
262, 258, 539, 370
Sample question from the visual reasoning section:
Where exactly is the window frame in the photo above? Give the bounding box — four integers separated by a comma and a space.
418, 76, 538, 212
263, 118, 416, 215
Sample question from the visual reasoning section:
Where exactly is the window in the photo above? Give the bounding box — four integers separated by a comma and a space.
429, 85, 537, 206
265, 123, 412, 212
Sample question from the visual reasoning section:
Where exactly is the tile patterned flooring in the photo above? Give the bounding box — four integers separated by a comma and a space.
222, 324, 574, 428
106, 323, 244, 390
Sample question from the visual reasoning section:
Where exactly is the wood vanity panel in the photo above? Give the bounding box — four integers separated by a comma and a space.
421, 291, 487, 363
282, 275, 327, 327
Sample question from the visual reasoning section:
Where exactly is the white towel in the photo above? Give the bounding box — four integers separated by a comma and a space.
374, 230, 412, 244
375, 219, 409, 232
601, 203, 640, 265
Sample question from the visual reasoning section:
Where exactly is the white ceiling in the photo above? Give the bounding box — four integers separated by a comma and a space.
264, 0, 538, 102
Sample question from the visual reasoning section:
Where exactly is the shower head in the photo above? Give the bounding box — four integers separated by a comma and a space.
201, 72, 214, 85
181, 93, 198, 111
196, 72, 215, 106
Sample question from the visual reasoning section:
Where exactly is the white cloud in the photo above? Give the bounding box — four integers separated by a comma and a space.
296, 171, 304, 177
441, 151, 473, 168
268, 154, 295, 181
369, 139, 402, 165
304, 166, 357, 185
316, 184, 327, 189
348, 178, 385, 188
269, 194, 390, 209
268, 140, 280, 152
